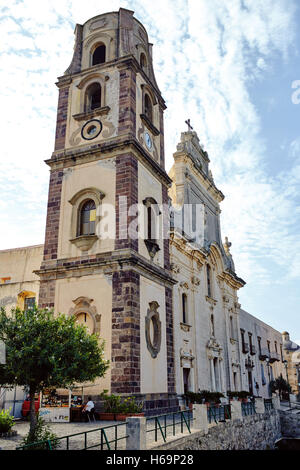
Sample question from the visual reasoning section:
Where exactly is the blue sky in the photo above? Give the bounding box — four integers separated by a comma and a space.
0, 0, 299, 343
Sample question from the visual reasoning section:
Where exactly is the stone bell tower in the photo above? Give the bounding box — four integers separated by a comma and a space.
37, 8, 177, 414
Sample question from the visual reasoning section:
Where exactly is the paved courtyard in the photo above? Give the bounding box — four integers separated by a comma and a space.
0, 420, 127, 450
0, 413, 194, 450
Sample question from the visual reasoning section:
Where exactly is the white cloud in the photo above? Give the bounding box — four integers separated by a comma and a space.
0, 0, 299, 295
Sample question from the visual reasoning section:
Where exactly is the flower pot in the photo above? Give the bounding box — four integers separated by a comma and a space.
98, 412, 116, 421
115, 412, 145, 421
115, 414, 127, 421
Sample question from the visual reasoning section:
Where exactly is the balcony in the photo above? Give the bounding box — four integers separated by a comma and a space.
259, 348, 269, 361
242, 342, 249, 354
269, 351, 280, 363
250, 344, 256, 356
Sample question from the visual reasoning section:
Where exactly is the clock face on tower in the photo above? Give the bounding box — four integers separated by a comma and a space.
81, 119, 103, 140
144, 131, 152, 150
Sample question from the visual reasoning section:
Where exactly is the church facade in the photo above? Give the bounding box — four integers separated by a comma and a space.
0, 8, 289, 415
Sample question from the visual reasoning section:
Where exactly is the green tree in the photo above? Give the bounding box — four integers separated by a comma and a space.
0, 306, 109, 439
269, 374, 291, 400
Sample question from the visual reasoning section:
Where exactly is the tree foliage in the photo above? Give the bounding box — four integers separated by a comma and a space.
0, 306, 109, 390
269, 374, 291, 399
0, 305, 109, 437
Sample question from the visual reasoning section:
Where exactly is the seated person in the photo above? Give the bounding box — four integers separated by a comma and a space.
82, 396, 95, 421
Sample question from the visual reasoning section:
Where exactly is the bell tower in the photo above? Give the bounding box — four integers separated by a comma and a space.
37, 8, 177, 413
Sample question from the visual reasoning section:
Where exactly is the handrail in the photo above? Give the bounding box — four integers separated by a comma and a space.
207, 404, 231, 424
16, 422, 127, 450
146, 409, 194, 443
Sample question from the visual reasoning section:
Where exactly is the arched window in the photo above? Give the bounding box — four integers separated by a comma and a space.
147, 205, 156, 240
144, 93, 152, 122
92, 44, 106, 65
140, 53, 147, 71
182, 293, 187, 324
79, 200, 96, 236
85, 83, 101, 112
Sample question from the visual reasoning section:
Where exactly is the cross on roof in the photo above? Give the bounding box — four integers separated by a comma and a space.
185, 119, 193, 132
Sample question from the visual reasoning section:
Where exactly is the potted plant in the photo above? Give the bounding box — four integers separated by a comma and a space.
115, 397, 144, 421
227, 391, 239, 401
184, 391, 198, 409
99, 391, 122, 420
237, 391, 250, 402
0, 408, 15, 437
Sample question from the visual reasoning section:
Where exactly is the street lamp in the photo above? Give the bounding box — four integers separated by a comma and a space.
266, 357, 271, 398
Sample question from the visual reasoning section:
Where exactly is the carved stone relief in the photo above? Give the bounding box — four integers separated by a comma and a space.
145, 301, 161, 359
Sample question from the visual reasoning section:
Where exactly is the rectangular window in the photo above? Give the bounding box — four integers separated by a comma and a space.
182, 294, 187, 324
207, 265, 211, 298
24, 297, 36, 310
257, 337, 262, 355
280, 344, 283, 362
274, 341, 278, 353
241, 329, 245, 346
267, 340, 270, 353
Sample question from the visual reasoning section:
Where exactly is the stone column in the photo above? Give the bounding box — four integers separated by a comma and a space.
231, 400, 242, 421
255, 397, 265, 414
219, 359, 225, 393
210, 358, 216, 391
193, 404, 208, 434
272, 394, 281, 410
126, 417, 147, 450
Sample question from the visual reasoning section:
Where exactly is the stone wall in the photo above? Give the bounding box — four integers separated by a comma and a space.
279, 410, 300, 438
152, 410, 281, 450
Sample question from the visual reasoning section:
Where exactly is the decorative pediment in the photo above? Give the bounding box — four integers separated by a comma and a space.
180, 281, 189, 290
170, 263, 180, 274
180, 348, 195, 367
191, 276, 200, 286
207, 337, 223, 357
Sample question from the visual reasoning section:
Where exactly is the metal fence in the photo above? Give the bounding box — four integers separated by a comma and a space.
264, 398, 273, 411
241, 402, 256, 416
146, 409, 194, 444
16, 422, 128, 451
207, 404, 231, 424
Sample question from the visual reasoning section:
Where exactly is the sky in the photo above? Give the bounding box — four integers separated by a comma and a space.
0, 0, 299, 343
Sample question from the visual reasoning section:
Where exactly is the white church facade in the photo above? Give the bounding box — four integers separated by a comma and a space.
0, 8, 289, 416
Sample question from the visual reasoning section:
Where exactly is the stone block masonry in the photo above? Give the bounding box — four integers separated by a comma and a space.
111, 270, 140, 394
279, 410, 300, 438
115, 153, 138, 252
152, 410, 281, 450
54, 85, 69, 151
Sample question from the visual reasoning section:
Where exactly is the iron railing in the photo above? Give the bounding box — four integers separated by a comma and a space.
264, 398, 273, 411
16, 422, 127, 451
241, 401, 256, 416
207, 404, 231, 424
146, 409, 194, 443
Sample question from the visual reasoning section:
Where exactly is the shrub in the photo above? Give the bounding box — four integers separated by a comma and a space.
119, 397, 143, 414
21, 416, 60, 450
185, 390, 225, 404
100, 391, 144, 413
100, 390, 122, 413
0, 408, 14, 433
